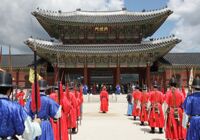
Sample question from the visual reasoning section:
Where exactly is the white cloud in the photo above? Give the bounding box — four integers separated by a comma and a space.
0, 0, 124, 54
168, 0, 200, 52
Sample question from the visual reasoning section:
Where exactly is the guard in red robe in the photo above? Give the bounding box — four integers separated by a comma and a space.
132, 85, 142, 120
165, 77, 186, 139
77, 85, 84, 118
49, 89, 59, 140
74, 85, 82, 118
140, 85, 149, 125
16, 88, 25, 106
66, 82, 78, 134
100, 86, 109, 113
148, 81, 164, 133
49, 84, 70, 140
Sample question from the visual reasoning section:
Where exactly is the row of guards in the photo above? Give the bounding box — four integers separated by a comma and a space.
0, 70, 84, 140
127, 69, 200, 140
0, 50, 84, 140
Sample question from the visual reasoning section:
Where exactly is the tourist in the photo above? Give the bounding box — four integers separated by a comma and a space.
183, 76, 200, 140
25, 79, 61, 140
83, 84, 88, 95
126, 92, 133, 116
100, 86, 109, 113
116, 84, 121, 95
0, 72, 42, 140
148, 81, 164, 133
140, 85, 150, 125
165, 77, 186, 139
132, 84, 141, 120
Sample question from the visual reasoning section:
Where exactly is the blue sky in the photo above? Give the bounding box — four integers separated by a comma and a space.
125, 0, 175, 38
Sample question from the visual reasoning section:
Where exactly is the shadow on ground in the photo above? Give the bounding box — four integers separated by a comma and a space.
140, 127, 150, 133
133, 121, 141, 125
127, 117, 134, 120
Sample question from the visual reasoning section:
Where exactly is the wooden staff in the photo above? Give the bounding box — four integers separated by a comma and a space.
34, 49, 38, 114
58, 81, 62, 140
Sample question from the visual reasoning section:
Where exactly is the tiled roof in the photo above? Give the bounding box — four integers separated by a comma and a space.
162, 53, 200, 66
25, 36, 180, 55
33, 7, 172, 24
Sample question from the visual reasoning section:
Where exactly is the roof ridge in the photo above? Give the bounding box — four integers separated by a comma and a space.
34, 6, 171, 16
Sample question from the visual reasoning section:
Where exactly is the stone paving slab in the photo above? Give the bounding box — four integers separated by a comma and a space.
73, 102, 165, 140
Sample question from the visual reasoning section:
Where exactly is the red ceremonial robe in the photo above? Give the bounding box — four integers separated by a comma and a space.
79, 87, 84, 117
140, 91, 149, 122
16, 91, 25, 106
148, 90, 165, 128
75, 91, 81, 118
49, 92, 59, 140
100, 89, 109, 112
132, 90, 142, 117
49, 92, 70, 140
67, 91, 78, 129
165, 89, 186, 140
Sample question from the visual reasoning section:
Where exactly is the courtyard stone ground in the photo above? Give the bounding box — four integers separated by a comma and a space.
73, 100, 165, 140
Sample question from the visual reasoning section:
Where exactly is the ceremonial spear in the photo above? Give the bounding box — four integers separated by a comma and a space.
58, 81, 62, 140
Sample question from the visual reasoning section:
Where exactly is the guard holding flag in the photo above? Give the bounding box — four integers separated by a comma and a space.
25, 80, 61, 140
0, 72, 42, 140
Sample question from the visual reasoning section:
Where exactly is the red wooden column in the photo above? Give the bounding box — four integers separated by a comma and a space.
84, 56, 88, 85
163, 69, 167, 92
116, 65, 120, 85
186, 67, 190, 87
16, 70, 19, 87
116, 55, 120, 85
146, 62, 151, 90
53, 65, 59, 84
84, 65, 88, 85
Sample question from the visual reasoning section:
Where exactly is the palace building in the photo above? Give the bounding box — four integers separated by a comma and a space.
1, 7, 200, 92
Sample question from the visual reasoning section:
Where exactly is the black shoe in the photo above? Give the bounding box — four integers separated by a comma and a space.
159, 128, 163, 134
149, 127, 155, 134
133, 116, 136, 120
71, 128, 77, 134
140, 122, 144, 126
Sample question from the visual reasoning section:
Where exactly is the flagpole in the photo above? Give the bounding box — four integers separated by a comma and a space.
34, 43, 38, 115
58, 81, 62, 140
0, 46, 2, 67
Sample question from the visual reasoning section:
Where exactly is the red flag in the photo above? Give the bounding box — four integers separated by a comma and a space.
59, 82, 64, 106
31, 83, 41, 113
182, 85, 186, 98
